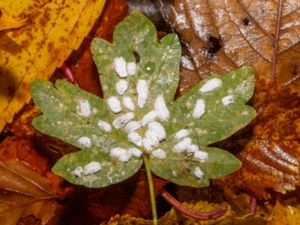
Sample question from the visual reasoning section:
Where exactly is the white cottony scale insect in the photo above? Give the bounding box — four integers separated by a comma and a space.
110, 147, 132, 162
107, 96, 122, 113
199, 78, 222, 93
187, 144, 199, 153
116, 79, 128, 95
222, 95, 234, 106
124, 121, 142, 133
151, 149, 167, 159
192, 99, 205, 118
145, 129, 160, 146
73, 167, 83, 177
113, 57, 127, 78
137, 79, 149, 108
83, 162, 102, 175
128, 132, 143, 147
148, 121, 166, 141
97, 120, 112, 132
154, 95, 169, 121
129, 148, 143, 158
194, 150, 208, 160
112, 112, 134, 129
141, 111, 157, 126
77, 99, 91, 117
194, 167, 204, 179
78, 136, 92, 148
122, 96, 135, 111
142, 137, 154, 152
173, 137, 192, 153
127, 62, 137, 76
175, 129, 189, 139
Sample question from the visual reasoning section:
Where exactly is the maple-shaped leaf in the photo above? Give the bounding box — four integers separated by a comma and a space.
30, 11, 255, 188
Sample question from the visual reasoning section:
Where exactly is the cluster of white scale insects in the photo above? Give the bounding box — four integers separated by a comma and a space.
73, 56, 235, 179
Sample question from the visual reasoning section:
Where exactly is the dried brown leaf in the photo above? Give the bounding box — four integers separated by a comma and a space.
0, 159, 59, 225
163, 0, 300, 197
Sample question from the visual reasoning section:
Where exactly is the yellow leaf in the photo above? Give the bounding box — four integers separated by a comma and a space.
0, 0, 106, 132
268, 201, 300, 225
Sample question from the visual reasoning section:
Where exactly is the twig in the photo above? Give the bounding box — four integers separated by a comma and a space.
271, 0, 284, 82
161, 189, 227, 220
250, 197, 257, 214
61, 63, 77, 84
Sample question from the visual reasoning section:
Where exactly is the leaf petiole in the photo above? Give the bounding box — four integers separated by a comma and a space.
143, 154, 158, 225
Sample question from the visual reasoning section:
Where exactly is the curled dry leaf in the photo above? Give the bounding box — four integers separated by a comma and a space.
0, 0, 106, 132
0, 159, 59, 225
0, 137, 69, 225
162, 0, 300, 197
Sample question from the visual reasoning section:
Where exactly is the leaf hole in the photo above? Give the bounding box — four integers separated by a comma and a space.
205, 36, 222, 59
242, 17, 249, 26
133, 51, 140, 63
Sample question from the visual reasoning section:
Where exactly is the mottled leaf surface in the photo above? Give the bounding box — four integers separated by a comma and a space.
31, 11, 255, 188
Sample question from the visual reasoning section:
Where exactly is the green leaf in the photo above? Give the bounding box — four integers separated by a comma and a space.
52, 150, 143, 188
150, 147, 241, 187
30, 11, 256, 189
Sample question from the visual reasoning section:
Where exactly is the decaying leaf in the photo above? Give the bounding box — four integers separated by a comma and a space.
101, 200, 268, 225
0, 0, 106, 132
30, 11, 255, 189
268, 201, 300, 225
0, 159, 59, 225
162, 0, 300, 197
166, 0, 300, 93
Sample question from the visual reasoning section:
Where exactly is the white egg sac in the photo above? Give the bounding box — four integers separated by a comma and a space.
148, 121, 166, 141
112, 112, 134, 129
187, 144, 199, 153
127, 62, 137, 76
97, 120, 112, 132
128, 132, 143, 147
83, 162, 102, 175
194, 167, 204, 179
175, 129, 189, 139
116, 79, 128, 95
122, 96, 135, 111
192, 99, 205, 118
222, 95, 234, 106
137, 79, 149, 108
124, 121, 142, 133
77, 99, 91, 117
154, 95, 169, 121
141, 111, 157, 126
199, 78, 222, 93
151, 149, 167, 159
173, 137, 192, 153
107, 96, 122, 113
145, 129, 160, 146
110, 147, 132, 162
142, 137, 154, 152
129, 148, 143, 158
113, 57, 127, 78
73, 166, 83, 177
194, 150, 208, 160
78, 136, 92, 148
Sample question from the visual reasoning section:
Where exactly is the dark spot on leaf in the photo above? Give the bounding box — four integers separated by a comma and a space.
204, 36, 222, 59
0, 10, 2, 18
242, 17, 249, 26
133, 51, 140, 63
208, 36, 222, 54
